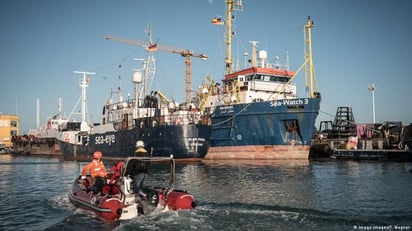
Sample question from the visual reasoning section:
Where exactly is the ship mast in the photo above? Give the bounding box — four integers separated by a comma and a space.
304, 16, 318, 98
225, 0, 243, 74
73, 70, 95, 132
143, 25, 156, 99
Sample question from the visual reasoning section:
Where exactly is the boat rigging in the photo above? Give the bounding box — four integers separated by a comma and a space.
105, 31, 207, 104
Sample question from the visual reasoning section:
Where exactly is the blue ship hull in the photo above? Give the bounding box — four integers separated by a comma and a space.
206, 97, 320, 159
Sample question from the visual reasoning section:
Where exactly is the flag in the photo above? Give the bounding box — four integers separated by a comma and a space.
212, 17, 224, 25
148, 44, 158, 51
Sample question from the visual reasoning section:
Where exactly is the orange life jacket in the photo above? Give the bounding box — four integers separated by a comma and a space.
82, 159, 107, 178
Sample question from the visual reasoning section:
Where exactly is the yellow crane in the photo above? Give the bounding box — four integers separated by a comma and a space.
154, 90, 171, 104
105, 34, 207, 103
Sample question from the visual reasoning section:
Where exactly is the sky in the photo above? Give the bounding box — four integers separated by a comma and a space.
0, 0, 411, 134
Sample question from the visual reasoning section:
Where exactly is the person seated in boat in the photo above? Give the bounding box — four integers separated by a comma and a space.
81, 151, 107, 194
102, 160, 124, 195
134, 140, 148, 156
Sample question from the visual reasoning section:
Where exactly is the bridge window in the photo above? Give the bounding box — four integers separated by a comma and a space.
10, 120, 17, 127
253, 74, 289, 83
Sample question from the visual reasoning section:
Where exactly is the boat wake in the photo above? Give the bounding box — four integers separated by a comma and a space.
47, 194, 73, 211
43, 199, 411, 231
116, 201, 396, 231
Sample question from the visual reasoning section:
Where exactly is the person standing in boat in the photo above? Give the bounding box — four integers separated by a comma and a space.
132, 160, 150, 203
81, 151, 107, 194
133, 140, 149, 201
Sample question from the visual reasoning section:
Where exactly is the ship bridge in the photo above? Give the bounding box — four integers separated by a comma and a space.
222, 67, 297, 103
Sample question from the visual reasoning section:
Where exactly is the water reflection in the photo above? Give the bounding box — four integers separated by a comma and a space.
201, 159, 310, 167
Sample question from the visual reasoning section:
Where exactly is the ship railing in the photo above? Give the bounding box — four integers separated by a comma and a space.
132, 111, 209, 129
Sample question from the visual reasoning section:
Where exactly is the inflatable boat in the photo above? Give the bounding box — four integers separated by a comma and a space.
68, 156, 196, 220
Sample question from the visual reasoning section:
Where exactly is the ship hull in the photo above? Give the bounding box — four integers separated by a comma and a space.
205, 97, 320, 159
59, 124, 211, 161
12, 136, 60, 156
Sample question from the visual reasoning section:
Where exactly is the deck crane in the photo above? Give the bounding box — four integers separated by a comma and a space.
105, 34, 208, 103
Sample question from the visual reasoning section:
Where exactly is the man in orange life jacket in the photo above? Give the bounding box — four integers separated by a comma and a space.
81, 151, 107, 194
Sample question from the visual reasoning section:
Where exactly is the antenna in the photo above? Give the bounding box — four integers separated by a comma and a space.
284, 51, 289, 70
368, 84, 376, 123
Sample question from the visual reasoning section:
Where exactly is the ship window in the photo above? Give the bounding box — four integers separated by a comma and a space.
10, 120, 17, 127
253, 74, 289, 82
263, 75, 271, 81
276, 76, 289, 82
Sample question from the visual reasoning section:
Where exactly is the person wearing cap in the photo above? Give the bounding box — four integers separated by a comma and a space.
134, 140, 148, 156
133, 140, 149, 202
81, 151, 107, 194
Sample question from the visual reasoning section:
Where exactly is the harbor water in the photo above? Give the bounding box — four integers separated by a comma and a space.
0, 154, 411, 231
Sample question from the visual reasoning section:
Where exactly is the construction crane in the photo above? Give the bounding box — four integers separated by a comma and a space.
105, 34, 207, 103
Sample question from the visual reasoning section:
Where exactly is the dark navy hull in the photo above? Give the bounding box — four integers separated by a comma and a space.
206, 97, 321, 159
59, 124, 211, 161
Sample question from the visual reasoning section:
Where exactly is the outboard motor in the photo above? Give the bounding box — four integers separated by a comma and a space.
137, 188, 160, 215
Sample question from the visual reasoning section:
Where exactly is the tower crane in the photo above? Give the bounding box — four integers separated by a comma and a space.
105, 34, 207, 103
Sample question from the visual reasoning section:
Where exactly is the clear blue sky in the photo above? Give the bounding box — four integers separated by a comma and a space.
1, 0, 411, 134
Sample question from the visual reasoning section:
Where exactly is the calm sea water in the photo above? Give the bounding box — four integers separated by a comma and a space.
0, 154, 411, 231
